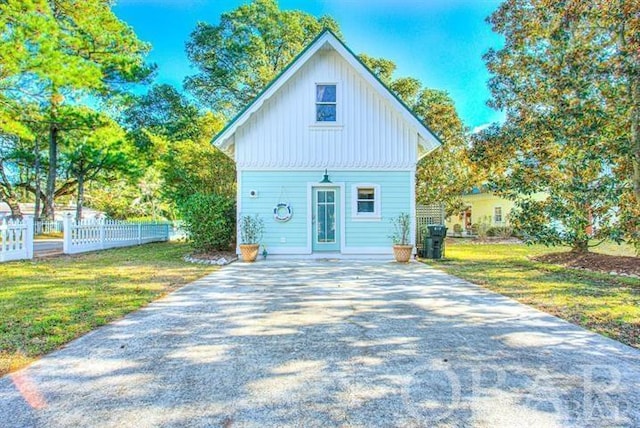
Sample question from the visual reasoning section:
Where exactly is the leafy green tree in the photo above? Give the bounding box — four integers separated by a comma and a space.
61, 115, 135, 220
122, 84, 201, 152
359, 55, 476, 215
185, 0, 341, 117
86, 179, 138, 220
184, 0, 473, 219
122, 84, 236, 207
0, 0, 151, 219
131, 168, 173, 221
474, 0, 639, 252
0, 134, 25, 218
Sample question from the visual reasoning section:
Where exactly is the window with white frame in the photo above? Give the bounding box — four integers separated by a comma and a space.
494, 206, 503, 224
316, 84, 336, 122
352, 184, 381, 219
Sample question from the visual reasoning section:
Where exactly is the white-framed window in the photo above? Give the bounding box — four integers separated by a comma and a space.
352, 184, 381, 220
316, 83, 337, 122
494, 206, 503, 224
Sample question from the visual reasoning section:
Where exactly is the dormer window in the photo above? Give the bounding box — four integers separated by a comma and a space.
316, 84, 336, 122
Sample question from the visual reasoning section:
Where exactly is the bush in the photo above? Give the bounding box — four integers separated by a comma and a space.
179, 193, 235, 252
239, 214, 264, 244
453, 223, 463, 234
473, 216, 492, 240
487, 226, 514, 238
390, 213, 411, 245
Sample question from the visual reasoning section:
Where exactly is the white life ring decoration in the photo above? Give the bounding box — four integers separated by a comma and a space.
273, 203, 293, 222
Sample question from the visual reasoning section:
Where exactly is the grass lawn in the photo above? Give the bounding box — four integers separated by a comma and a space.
423, 240, 640, 349
0, 242, 215, 376
35, 232, 64, 239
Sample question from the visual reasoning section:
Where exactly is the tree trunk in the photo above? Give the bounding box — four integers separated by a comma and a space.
631, 75, 640, 200
617, 17, 640, 200
76, 173, 84, 221
5, 196, 22, 219
0, 161, 23, 219
33, 137, 41, 223
44, 124, 58, 220
571, 239, 589, 254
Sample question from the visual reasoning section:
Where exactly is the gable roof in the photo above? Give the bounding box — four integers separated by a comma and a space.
212, 29, 442, 158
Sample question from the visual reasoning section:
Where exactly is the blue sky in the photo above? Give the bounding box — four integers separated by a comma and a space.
113, 0, 504, 130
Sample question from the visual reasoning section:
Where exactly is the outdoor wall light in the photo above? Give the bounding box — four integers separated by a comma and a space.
319, 169, 331, 183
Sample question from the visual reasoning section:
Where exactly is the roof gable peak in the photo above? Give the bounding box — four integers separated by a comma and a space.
212, 29, 441, 158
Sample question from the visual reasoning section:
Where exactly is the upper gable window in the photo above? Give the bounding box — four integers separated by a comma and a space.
316, 84, 336, 122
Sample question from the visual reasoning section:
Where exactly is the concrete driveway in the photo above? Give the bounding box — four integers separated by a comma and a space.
33, 239, 63, 257
1, 260, 639, 427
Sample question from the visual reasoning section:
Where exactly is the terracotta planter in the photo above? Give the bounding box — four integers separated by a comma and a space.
239, 244, 260, 262
393, 244, 413, 263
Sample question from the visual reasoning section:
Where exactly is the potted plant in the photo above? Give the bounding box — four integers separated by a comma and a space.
239, 214, 264, 262
390, 212, 413, 262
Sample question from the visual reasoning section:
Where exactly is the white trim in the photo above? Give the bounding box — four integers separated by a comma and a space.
493, 206, 503, 225
235, 169, 243, 254
308, 125, 344, 131
264, 253, 395, 261
313, 81, 341, 126
410, 167, 417, 254
213, 31, 441, 156
306, 181, 346, 254
237, 167, 414, 172
265, 246, 309, 255
351, 183, 381, 221
341, 246, 393, 255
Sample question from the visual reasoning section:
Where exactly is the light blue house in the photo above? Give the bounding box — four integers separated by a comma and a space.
213, 30, 441, 258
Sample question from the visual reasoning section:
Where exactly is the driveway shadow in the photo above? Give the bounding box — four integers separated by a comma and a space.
1, 260, 639, 427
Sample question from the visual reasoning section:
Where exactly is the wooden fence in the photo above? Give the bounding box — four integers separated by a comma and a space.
0, 217, 34, 262
62, 215, 170, 255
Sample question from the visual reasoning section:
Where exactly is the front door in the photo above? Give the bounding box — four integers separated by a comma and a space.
312, 187, 340, 252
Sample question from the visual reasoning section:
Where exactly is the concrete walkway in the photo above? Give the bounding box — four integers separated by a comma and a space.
1, 260, 639, 427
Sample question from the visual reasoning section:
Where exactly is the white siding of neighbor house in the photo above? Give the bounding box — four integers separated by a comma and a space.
234, 48, 419, 170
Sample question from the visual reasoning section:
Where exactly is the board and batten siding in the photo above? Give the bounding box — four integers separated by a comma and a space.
234, 48, 418, 170
240, 170, 412, 254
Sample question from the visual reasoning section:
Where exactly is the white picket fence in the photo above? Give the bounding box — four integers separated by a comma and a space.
62, 215, 170, 255
0, 217, 34, 262
35, 220, 64, 235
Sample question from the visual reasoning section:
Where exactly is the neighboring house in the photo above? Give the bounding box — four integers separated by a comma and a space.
445, 189, 515, 234
213, 30, 441, 257
445, 189, 548, 234
0, 203, 103, 221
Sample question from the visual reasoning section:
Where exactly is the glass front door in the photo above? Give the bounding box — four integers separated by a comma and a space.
312, 187, 339, 252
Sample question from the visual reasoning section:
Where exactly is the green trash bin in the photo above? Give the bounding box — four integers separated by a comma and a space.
423, 225, 447, 259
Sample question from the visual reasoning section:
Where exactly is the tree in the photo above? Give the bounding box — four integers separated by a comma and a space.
122, 84, 201, 152
359, 56, 476, 215
185, 0, 341, 117
160, 111, 236, 203
122, 84, 236, 207
184, 0, 472, 217
474, 0, 639, 252
61, 115, 135, 220
0, 0, 151, 219
0, 134, 24, 218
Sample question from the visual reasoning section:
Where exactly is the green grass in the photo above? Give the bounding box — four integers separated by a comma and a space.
424, 241, 640, 349
35, 231, 64, 239
590, 240, 638, 257
0, 242, 215, 375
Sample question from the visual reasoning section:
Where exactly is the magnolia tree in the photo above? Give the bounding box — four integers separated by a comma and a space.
472, 0, 640, 253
